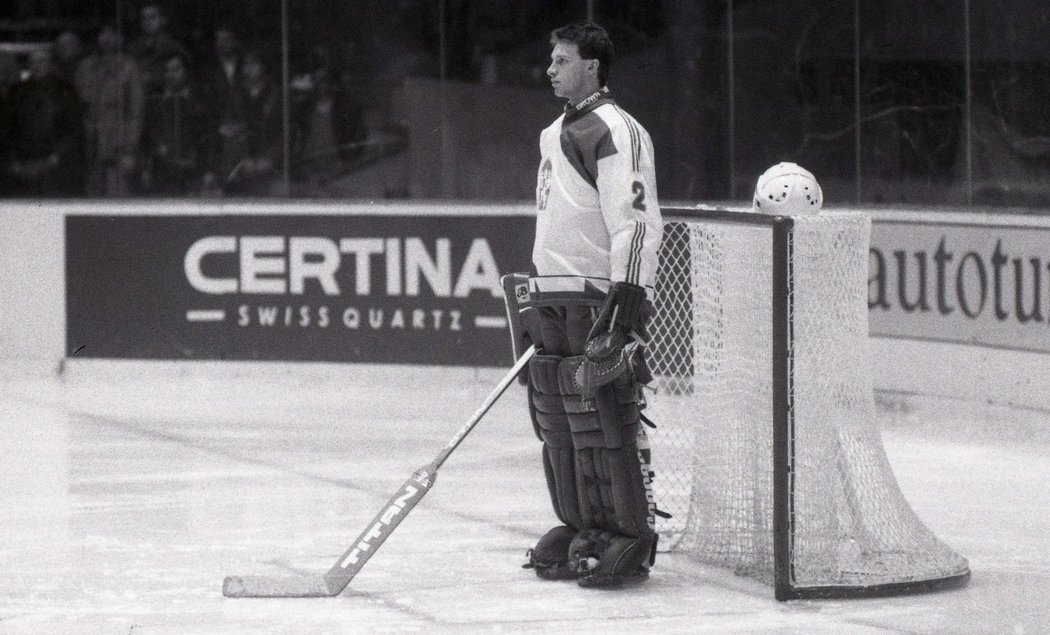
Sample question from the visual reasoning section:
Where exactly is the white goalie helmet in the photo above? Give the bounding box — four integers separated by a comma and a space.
751, 162, 823, 215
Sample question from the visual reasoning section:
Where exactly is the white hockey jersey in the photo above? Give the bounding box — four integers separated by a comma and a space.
532, 87, 662, 303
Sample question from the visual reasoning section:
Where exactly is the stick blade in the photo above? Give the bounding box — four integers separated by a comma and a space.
222, 574, 336, 598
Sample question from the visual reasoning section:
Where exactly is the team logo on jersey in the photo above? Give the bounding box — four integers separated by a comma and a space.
537, 158, 552, 211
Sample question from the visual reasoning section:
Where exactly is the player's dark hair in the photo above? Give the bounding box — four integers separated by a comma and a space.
551, 22, 614, 86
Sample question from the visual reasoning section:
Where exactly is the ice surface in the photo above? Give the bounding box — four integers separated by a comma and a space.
1, 359, 1048, 634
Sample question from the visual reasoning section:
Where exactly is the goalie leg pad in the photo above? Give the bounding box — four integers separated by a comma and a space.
529, 353, 584, 530
560, 365, 657, 549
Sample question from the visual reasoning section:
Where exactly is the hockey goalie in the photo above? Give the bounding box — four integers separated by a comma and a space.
501, 22, 665, 589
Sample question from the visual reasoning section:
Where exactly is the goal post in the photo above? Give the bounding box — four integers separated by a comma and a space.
647, 206, 970, 600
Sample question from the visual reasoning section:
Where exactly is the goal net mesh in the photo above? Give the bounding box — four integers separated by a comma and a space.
646, 211, 968, 592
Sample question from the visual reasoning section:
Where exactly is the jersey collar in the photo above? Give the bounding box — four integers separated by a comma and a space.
564, 86, 614, 121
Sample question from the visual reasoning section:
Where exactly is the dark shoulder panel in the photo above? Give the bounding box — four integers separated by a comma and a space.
559, 111, 617, 189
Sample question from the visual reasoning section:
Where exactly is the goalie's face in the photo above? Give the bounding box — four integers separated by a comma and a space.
548, 40, 599, 105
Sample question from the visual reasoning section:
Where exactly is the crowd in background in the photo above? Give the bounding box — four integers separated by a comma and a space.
3, 1, 1048, 207
0, 4, 370, 198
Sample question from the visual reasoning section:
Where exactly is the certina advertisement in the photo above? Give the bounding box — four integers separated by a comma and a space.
65, 214, 533, 365
65, 210, 1050, 364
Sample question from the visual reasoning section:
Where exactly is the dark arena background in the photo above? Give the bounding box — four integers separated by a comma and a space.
2, 0, 1049, 204
1, 1, 1050, 633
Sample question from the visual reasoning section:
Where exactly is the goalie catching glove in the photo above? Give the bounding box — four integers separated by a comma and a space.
574, 282, 650, 399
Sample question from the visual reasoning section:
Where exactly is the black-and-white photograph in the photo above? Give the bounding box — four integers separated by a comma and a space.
1, 1, 1048, 633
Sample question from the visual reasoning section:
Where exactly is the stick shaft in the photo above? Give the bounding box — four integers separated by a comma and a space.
320, 344, 537, 593
433, 344, 536, 470
323, 466, 434, 591
223, 345, 537, 598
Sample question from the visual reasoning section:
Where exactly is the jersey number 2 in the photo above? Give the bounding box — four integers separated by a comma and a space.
632, 181, 647, 211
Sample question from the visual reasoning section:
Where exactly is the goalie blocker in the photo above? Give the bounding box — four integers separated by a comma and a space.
501, 273, 659, 588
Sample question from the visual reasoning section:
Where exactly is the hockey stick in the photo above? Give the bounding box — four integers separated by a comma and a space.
222, 344, 537, 598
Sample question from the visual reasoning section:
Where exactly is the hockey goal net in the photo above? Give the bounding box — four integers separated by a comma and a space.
646, 207, 970, 600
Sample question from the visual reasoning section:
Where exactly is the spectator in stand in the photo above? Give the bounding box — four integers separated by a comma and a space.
52, 31, 85, 86
202, 27, 241, 108
2, 48, 83, 197
202, 28, 244, 195
141, 54, 215, 195
222, 50, 281, 196
76, 25, 145, 197
127, 4, 189, 96
292, 65, 341, 193
288, 52, 321, 183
